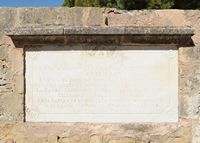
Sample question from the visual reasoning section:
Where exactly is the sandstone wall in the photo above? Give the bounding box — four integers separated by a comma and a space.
0, 8, 199, 143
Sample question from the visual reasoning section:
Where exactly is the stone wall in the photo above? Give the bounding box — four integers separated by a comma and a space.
0, 8, 199, 143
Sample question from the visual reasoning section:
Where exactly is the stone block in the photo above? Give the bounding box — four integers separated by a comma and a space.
5, 139, 14, 143
58, 136, 90, 143
106, 10, 186, 27
108, 137, 145, 143
17, 8, 84, 27
0, 8, 17, 36
90, 135, 102, 143
185, 10, 200, 46
86, 8, 104, 26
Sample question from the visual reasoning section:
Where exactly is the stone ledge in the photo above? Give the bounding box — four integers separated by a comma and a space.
6, 26, 194, 36
6, 27, 64, 36
7, 26, 194, 47
64, 26, 194, 35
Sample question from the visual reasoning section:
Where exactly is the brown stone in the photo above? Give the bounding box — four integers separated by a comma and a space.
108, 137, 145, 143
58, 136, 90, 143
5, 139, 14, 143
90, 135, 102, 143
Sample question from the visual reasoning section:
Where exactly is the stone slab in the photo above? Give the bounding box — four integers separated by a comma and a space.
6, 26, 194, 36
25, 46, 178, 122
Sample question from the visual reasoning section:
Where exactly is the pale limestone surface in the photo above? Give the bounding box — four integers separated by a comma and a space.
25, 46, 178, 122
0, 8, 199, 143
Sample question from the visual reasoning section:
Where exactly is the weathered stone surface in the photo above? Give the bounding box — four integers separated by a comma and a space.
5, 139, 14, 143
17, 7, 104, 27
192, 120, 200, 143
105, 10, 187, 27
89, 135, 102, 143
83, 8, 104, 26
108, 137, 145, 143
179, 47, 200, 63
0, 7, 199, 143
6, 26, 194, 36
0, 36, 24, 122
179, 46, 200, 117
0, 119, 193, 143
185, 10, 200, 46
17, 8, 83, 27
58, 136, 90, 143
6, 27, 64, 36
0, 8, 17, 36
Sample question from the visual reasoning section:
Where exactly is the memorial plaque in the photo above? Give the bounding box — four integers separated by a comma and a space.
25, 46, 178, 122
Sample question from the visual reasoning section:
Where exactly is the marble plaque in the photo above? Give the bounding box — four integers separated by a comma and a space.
25, 46, 178, 122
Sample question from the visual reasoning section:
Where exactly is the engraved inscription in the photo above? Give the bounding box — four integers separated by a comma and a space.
25, 46, 178, 122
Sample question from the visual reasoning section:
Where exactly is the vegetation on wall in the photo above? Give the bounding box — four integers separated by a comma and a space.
62, 0, 200, 9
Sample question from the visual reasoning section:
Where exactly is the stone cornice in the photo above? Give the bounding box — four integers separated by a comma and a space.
8, 26, 194, 47
6, 26, 194, 36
